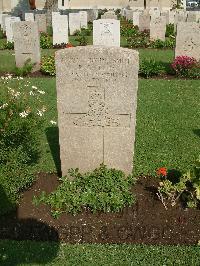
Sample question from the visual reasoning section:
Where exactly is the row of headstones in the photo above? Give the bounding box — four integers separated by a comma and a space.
124, 9, 200, 24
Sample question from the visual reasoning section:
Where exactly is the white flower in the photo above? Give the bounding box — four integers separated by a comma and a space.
38, 90, 45, 95
29, 91, 35, 96
50, 120, 57, 125
32, 86, 38, 90
37, 110, 44, 117
41, 106, 46, 112
19, 77, 23, 80
19, 111, 29, 118
14, 91, 21, 98
0, 103, 8, 109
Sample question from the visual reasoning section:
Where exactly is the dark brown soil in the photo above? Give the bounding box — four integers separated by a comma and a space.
0, 174, 199, 244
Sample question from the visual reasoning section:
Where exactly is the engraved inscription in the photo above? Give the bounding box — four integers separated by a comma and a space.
73, 88, 119, 127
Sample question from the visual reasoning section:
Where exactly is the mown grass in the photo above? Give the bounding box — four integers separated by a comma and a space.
0, 240, 200, 266
2, 77, 198, 176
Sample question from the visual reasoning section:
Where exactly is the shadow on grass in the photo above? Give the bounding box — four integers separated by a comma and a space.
0, 184, 59, 265
46, 127, 61, 176
193, 129, 200, 138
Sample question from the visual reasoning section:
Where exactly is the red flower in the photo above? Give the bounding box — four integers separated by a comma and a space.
66, 43, 74, 48
156, 167, 167, 177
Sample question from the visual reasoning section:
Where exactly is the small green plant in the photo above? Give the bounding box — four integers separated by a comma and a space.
0, 75, 46, 215
3, 41, 14, 50
0, 28, 5, 39
33, 164, 136, 218
40, 32, 52, 49
150, 39, 166, 49
165, 24, 175, 38
157, 158, 200, 209
40, 55, 55, 76
139, 58, 165, 78
13, 59, 34, 76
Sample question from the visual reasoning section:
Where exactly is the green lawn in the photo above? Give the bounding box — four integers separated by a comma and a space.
0, 240, 200, 265
3, 77, 198, 176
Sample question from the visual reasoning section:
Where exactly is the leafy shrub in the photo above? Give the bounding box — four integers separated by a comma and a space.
171, 56, 198, 77
0, 28, 5, 39
40, 55, 56, 76
165, 24, 175, 38
157, 157, 200, 209
3, 41, 14, 50
13, 59, 34, 76
164, 37, 175, 48
187, 64, 200, 79
0, 76, 46, 215
139, 58, 165, 78
40, 32, 52, 49
73, 30, 81, 36
33, 164, 136, 218
75, 34, 88, 46
150, 39, 166, 49
47, 26, 53, 36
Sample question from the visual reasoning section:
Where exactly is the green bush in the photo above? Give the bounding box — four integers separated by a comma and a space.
0, 76, 46, 215
150, 39, 166, 49
13, 59, 34, 76
40, 55, 56, 76
157, 157, 200, 209
139, 58, 165, 78
3, 41, 14, 50
33, 164, 136, 218
75, 34, 88, 46
165, 24, 175, 38
47, 26, 53, 36
40, 32, 52, 49
0, 28, 5, 39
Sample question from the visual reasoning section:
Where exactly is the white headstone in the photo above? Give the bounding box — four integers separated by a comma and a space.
175, 22, 200, 61
79, 11, 88, 29
69, 13, 81, 35
55, 46, 139, 176
1, 14, 11, 32
133, 11, 141, 27
25, 13, 35, 22
150, 15, 166, 41
52, 12, 60, 26
5, 16, 21, 42
93, 19, 120, 47
53, 14, 68, 45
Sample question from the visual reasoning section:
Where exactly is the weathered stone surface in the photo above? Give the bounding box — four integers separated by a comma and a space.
102, 11, 117, 20
5, 16, 20, 42
87, 9, 98, 22
168, 10, 175, 24
25, 12, 34, 22
174, 11, 187, 25
55, 46, 139, 177
53, 14, 68, 45
1, 14, 11, 32
150, 15, 166, 41
13, 21, 41, 70
79, 11, 88, 29
187, 12, 198, 22
139, 13, 150, 31
93, 19, 120, 47
69, 13, 80, 35
175, 22, 200, 61
35, 13, 47, 32
133, 11, 142, 27
125, 9, 133, 21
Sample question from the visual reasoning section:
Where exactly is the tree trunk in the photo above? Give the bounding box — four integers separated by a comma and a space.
29, 0, 36, 10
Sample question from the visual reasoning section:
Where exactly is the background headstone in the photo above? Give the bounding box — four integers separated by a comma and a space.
93, 19, 120, 47
102, 11, 117, 20
1, 14, 11, 32
53, 14, 68, 45
25, 12, 35, 22
55, 46, 139, 176
175, 22, 200, 61
35, 13, 47, 33
13, 21, 41, 71
79, 11, 88, 29
150, 15, 166, 41
139, 13, 150, 31
69, 13, 81, 35
5, 16, 21, 42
